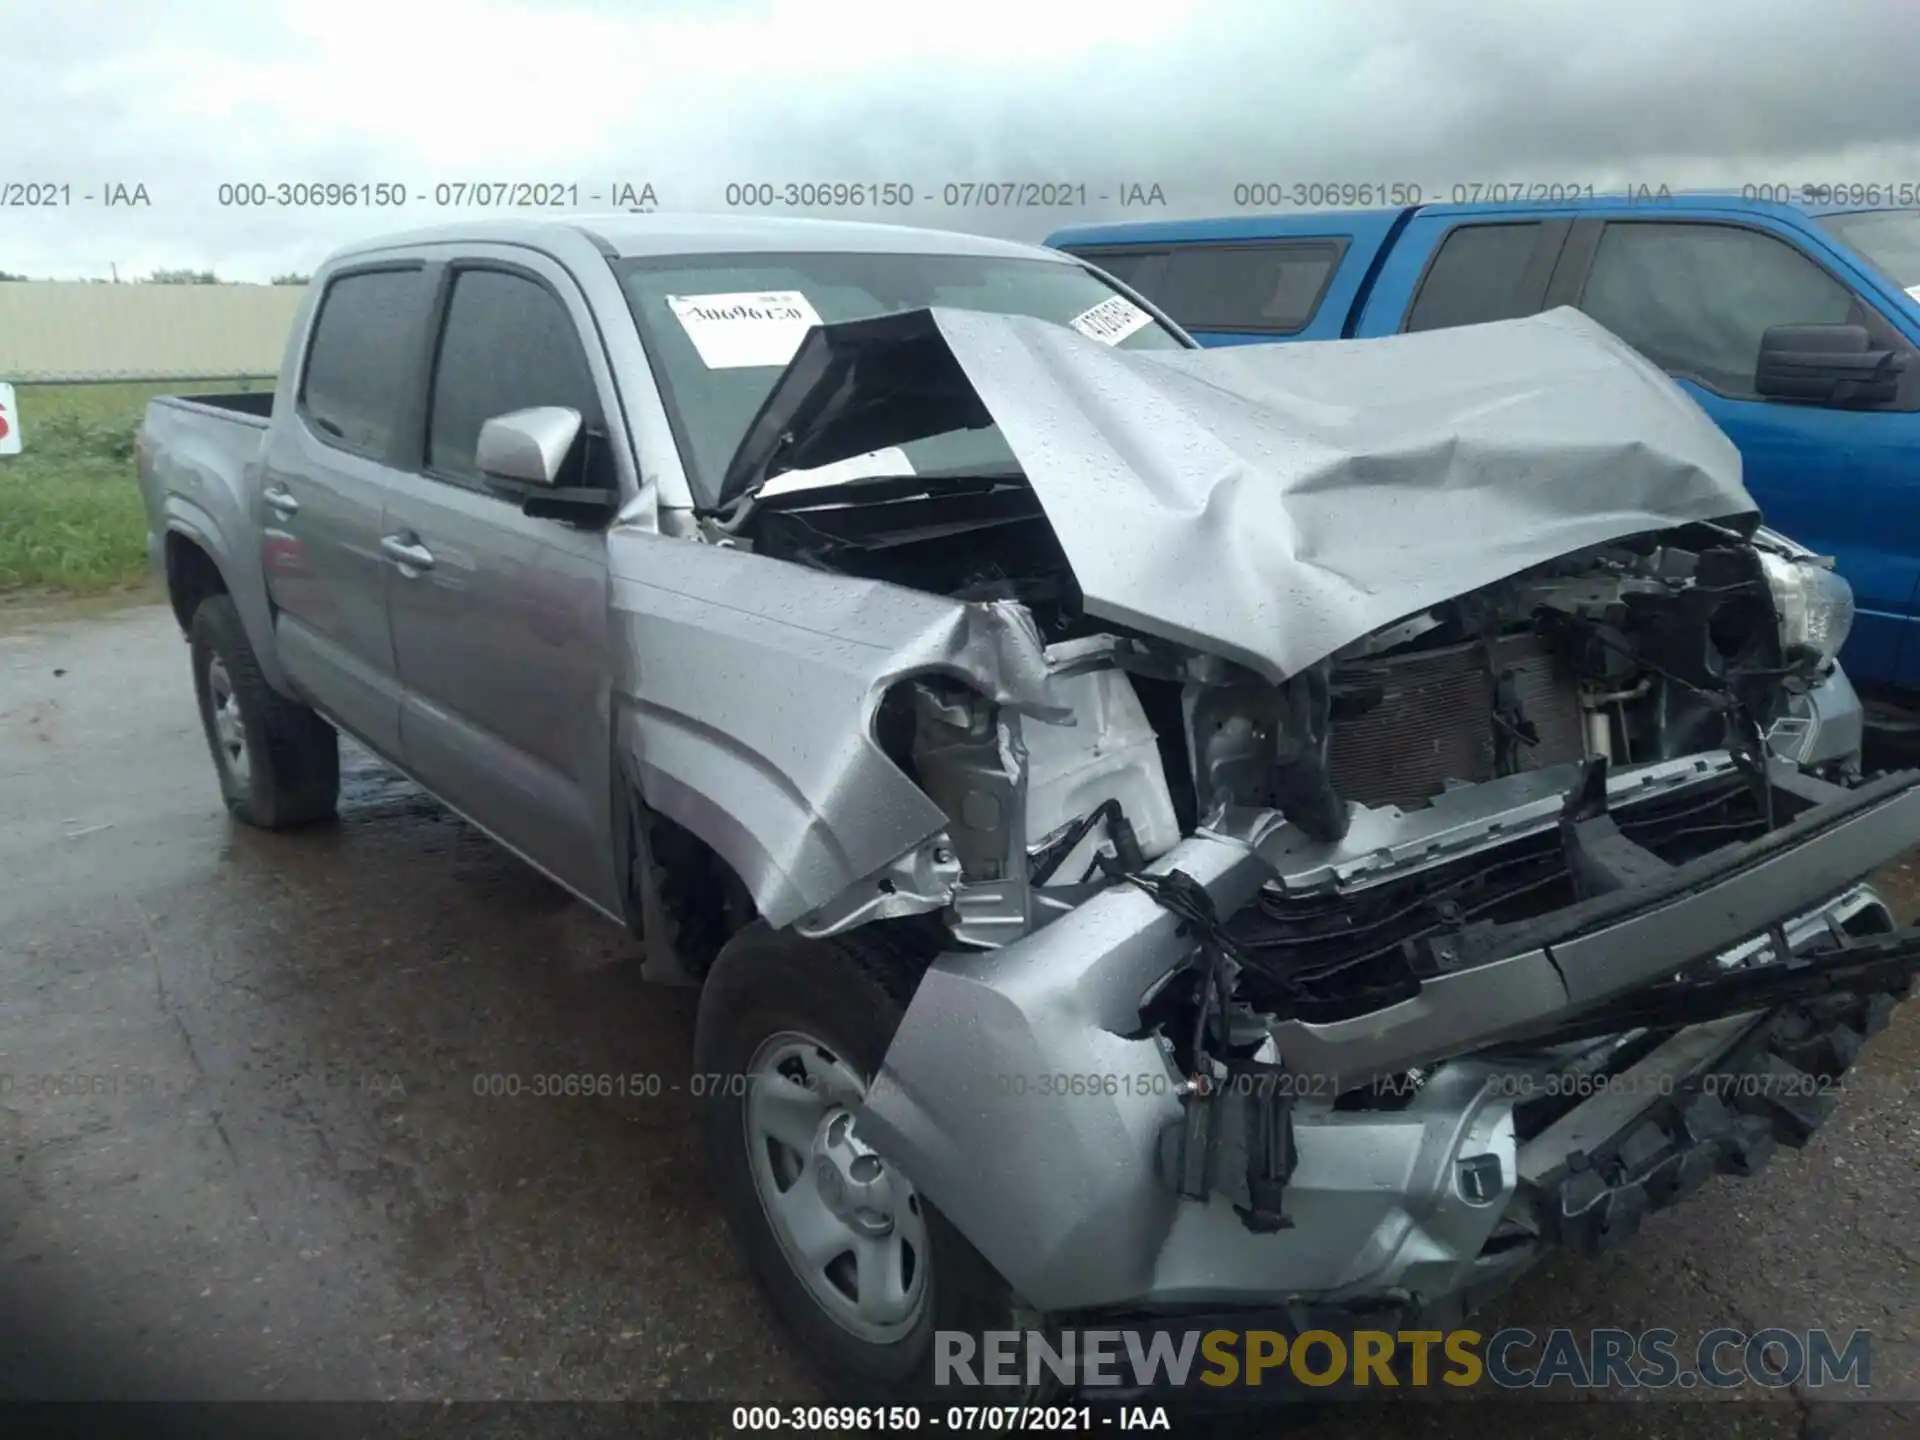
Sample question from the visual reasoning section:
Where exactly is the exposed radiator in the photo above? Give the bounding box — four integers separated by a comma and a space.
1327, 632, 1588, 810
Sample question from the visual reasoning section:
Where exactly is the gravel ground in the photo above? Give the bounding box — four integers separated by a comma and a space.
1, 602, 1915, 1438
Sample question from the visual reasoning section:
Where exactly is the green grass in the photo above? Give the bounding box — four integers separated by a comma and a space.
0, 379, 272, 593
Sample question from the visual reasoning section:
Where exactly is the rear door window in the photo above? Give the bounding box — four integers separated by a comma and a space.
299, 267, 433, 456
1402, 222, 1549, 332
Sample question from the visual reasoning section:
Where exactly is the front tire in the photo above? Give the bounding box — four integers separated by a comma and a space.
189, 595, 339, 828
696, 920, 1026, 1402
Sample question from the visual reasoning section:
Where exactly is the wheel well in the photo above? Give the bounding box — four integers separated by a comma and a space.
622, 784, 757, 981
165, 532, 228, 633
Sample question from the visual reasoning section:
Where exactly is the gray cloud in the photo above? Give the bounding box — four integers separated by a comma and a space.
1, 0, 1916, 279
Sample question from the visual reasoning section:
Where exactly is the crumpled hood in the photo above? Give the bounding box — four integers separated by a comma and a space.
723, 304, 1755, 682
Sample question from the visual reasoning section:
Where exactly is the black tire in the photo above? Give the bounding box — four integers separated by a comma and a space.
188, 595, 339, 828
696, 919, 1028, 1403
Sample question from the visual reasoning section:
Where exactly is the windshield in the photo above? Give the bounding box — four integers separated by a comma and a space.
1818, 209, 1920, 292
617, 249, 1185, 505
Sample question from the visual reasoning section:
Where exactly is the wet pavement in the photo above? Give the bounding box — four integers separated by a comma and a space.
1, 602, 1916, 1438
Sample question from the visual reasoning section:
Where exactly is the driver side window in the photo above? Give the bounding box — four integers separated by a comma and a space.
1577, 223, 1856, 397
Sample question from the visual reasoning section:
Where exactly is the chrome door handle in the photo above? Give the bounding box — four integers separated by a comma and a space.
263, 485, 299, 519
380, 534, 436, 572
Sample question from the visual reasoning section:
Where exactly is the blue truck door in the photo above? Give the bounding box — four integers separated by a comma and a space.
1545, 217, 1920, 691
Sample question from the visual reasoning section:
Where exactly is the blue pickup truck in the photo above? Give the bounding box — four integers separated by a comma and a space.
1047, 196, 1920, 701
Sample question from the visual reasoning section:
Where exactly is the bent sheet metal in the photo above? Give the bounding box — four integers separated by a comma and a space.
724, 304, 1756, 681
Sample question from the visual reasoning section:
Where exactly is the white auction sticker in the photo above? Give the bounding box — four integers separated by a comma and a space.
0, 382, 20, 456
666, 290, 824, 369
1069, 294, 1153, 346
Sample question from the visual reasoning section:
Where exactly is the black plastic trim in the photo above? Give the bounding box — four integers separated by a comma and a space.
1457, 767, 1920, 970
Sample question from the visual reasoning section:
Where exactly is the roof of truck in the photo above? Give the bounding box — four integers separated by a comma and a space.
1045, 192, 1913, 249
330, 212, 1072, 264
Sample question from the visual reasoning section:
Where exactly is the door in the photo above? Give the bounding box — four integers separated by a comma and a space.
380, 258, 623, 911
260, 264, 436, 757
1552, 219, 1920, 688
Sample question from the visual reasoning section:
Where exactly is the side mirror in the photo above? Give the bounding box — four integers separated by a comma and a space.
1755, 324, 1908, 408
476, 406, 583, 486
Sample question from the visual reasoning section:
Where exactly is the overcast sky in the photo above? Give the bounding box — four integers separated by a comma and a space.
3, 0, 1916, 281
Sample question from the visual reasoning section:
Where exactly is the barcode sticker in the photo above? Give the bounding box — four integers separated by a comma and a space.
1069, 294, 1153, 346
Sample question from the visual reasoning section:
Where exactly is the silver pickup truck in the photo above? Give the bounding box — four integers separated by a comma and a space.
138, 213, 1919, 1403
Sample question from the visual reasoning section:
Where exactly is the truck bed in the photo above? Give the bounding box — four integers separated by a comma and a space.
137, 393, 274, 506
136, 393, 279, 621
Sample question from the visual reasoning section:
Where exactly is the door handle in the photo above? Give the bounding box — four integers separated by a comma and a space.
380, 533, 436, 573
263, 485, 299, 519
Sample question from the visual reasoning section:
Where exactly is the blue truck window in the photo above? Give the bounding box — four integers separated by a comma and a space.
1404, 223, 1546, 332
1578, 222, 1854, 397
1074, 241, 1344, 335
1153, 241, 1344, 333
1816, 209, 1920, 291
1077, 249, 1168, 291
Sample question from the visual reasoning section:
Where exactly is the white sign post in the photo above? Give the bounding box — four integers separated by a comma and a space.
0, 382, 19, 456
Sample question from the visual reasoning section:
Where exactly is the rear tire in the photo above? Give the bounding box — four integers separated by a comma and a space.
696, 920, 1029, 1402
189, 595, 339, 828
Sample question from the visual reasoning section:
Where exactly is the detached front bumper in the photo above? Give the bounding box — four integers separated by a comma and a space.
855, 759, 1920, 1315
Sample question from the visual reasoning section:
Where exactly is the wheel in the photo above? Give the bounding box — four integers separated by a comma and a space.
188, 595, 339, 828
696, 920, 1030, 1402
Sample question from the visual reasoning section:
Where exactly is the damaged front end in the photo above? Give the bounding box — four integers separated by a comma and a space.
833, 540, 1918, 1317
665, 304, 1920, 1322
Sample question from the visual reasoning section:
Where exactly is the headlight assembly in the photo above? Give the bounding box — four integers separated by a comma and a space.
1759, 551, 1856, 667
